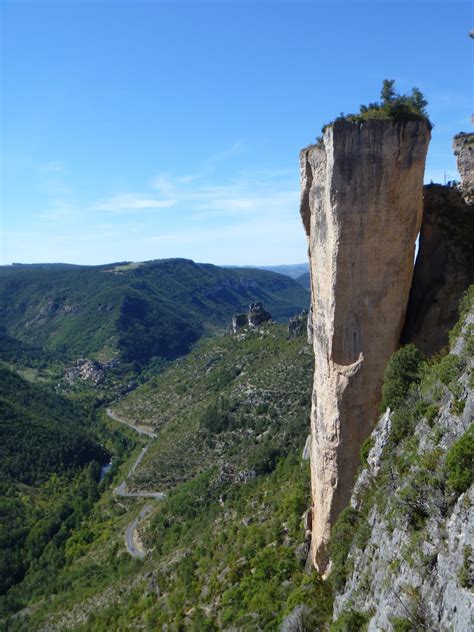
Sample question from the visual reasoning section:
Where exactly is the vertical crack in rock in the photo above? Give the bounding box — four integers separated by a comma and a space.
300, 119, 431, 572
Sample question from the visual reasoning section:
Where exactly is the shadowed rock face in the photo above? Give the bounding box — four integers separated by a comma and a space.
300, 119, 431, 571
453, 132, 474, 202
402, 184, 474, 355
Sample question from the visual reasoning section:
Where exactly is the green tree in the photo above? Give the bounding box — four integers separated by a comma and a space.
381, 345, 424, 411
410, 87, 428, 114
381, 79, 396, 104
445, 425, 473, 494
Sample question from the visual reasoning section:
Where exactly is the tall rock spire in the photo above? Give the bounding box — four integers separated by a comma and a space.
300, 119, 431, 571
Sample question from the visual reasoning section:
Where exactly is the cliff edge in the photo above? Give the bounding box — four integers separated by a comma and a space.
300, 118, 431, 571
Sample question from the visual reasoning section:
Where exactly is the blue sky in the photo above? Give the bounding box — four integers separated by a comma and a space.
1, 0, 472, 266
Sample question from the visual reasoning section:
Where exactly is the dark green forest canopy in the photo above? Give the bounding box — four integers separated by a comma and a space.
0, 366, 107, 485
0, 258, 309, 365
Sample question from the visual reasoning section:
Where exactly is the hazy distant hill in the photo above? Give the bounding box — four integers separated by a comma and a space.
227, 263, 309, 279
256, 263, 309, 279
0, 258, 309, 365
295, 271, 311, 289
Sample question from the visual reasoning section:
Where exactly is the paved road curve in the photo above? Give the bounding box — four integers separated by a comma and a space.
126, 505, 152, 559
106, 407, 164, 558
106, 408, 157, 438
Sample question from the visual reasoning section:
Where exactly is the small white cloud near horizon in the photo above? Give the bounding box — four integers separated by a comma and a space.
93, 193, 177, 213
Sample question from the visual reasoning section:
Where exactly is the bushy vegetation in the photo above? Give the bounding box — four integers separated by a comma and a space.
3, 451, 333, 630
115, 455, 331, 629
445, 425, 473, 494
321, 79, 431, 135
330, 507, 361, 591
0, 366, 107, 485
381, 344, 424, 411
199, 396, 232, 433
0, 316, 327, 629
329, 286, 473, 623
114, 323, 313, 492
331, 607, 370, 631
0, 463, 103, 611
0, 327, 60, 366
0, 363, 137, 616
1, 255, 470, 630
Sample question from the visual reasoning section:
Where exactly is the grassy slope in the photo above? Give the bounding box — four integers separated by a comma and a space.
0, 259, 309, 365
4, 322, 334, 630
113, 322, 313, 491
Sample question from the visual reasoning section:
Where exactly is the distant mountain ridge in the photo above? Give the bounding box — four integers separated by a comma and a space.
0, 258, 309, 365
295, 271, 311, 289
226, 262, 309, 279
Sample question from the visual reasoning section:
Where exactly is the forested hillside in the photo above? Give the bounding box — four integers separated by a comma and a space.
0, 367, 107, 484
0, 259, 309, 365
0, 367, 123, 615
1, 318, 322, 630
2, 291, 472, 630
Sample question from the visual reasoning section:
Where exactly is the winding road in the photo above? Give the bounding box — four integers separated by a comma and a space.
106, 407, 157, 438
125, 505, 152, 559
106, 408, 164, 558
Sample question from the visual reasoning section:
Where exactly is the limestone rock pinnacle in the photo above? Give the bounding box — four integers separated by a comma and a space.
231, 302, 272, 332
453, 132, 474, 202
300, 119, 431, 571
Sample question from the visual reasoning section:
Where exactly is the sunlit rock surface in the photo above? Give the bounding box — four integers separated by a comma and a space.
300, 119, 430, 571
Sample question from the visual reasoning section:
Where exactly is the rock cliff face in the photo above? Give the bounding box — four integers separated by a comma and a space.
401, 183, 474, 355
333, 300, 473, 630
300, 119, 431, 571
453, 132, 474, 201
288, 309, 308, 338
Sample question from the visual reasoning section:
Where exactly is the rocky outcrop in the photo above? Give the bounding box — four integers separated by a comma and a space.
402, 183, 474, 355
300, 119, 431, 571
333, 303, 474, 630
231, 302, 272, 332
288, 310, 308, 337
453, 132, 474, 201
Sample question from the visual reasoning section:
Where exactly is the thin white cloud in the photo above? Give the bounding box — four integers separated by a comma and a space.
149, 166, 299, 220
38, 200, 78, 221
141, 214, 306, 265
206, 140, 245, 165
150, 141, 245, 193
39, 160, 65, 174
22, 146, 305, 265
93, 193, 176, 213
